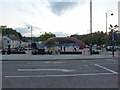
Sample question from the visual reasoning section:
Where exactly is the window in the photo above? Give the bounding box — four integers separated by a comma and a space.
7, 40, 9, 43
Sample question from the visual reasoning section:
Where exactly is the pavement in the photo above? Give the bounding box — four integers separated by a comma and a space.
1, 48, 119, 61
1, 51, 119, 61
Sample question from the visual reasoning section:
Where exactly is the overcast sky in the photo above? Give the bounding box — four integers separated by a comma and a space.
0, 0, 119, 37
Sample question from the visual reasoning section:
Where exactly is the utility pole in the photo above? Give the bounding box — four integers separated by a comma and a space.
111, 29, 115, 57
109, 24, 119, 57
31, 26, 32, 44
90, 0, 92, 55
28, 26, 32, 48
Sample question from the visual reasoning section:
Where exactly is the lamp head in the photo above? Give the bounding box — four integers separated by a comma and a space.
111, 13, 113, 16
110, 24, 113, 28
114, 25, 118, 27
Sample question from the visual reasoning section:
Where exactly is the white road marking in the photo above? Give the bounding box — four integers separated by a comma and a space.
27, 63, 42, 65
44, 62, 51, 63
27, 62, 63, 64
98, 63, 118, 65
27, 62, 51, 64
44, 62, 63, 64
24, 64, 70, 67
18, 69, 73, 72
24, 65, 50, 66
53, 62, 63, 64
24, 65, 63, 66
5, 73, 117, 78
94, 64, 118, 74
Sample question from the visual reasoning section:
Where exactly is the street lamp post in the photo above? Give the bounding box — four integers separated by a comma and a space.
90, 0, 93, 55
28, 26, 32, 48
106, 10, 113, 34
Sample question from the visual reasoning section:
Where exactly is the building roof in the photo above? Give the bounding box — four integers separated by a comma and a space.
9, 36, 21, 41
3, 35, 21, 41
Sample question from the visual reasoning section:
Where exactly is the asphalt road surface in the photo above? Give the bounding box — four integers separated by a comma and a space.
2, 58, 118, 88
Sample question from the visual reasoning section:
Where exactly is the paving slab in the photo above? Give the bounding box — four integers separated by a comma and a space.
2, 54, 116, 61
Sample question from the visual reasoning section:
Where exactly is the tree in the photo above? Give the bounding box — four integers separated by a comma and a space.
1, 27, 24, 41
70, 31, 110, 46
39, 32, 56, 46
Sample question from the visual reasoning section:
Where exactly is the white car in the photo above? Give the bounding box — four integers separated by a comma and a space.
106, 46, 117, 51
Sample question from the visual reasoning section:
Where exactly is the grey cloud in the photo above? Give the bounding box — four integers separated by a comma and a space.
30, 3, 37, 9
32, 26, 41, 30
48, 1, 86, 15
18, 8, 23, 12
22, 22, 41, 30
14, 27, 30, 35
17, 2, 36, 16
49, 2, 77, 15
15, 25, 41, 36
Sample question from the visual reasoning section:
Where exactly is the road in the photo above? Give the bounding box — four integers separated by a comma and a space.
2, 58, 118, 88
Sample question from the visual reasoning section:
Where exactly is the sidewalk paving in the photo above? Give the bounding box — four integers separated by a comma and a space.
2, 54, 117, 61
1, 49, 119, 61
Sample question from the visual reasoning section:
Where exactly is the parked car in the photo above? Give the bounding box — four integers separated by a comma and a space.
96, 46, 101, 50
117, 46, 120, 50
2, 50, 6, 54
24, 48, 33, 51
106, 46, 116, 51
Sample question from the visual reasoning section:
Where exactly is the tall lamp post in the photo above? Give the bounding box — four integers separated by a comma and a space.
28, 26, 32, 48
90, 0, 92, 55
106, 10, 113, 34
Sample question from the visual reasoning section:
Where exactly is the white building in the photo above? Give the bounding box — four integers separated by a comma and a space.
2, 36, 21, 49
21, 42, 29, 48
2, 36, 29, 49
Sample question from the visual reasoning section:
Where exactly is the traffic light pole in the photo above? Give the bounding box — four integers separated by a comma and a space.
109, 25, 118, 57
112, 31, 115, 57
112, 43, 114, 57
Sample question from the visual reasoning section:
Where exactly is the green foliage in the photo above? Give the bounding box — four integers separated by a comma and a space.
39, 32, 56, 41
91, 32, 107, 45
1, 27, 24, 41
70, 31, 112, 46
0, 28, 2, 34
39, 32, 56, 46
